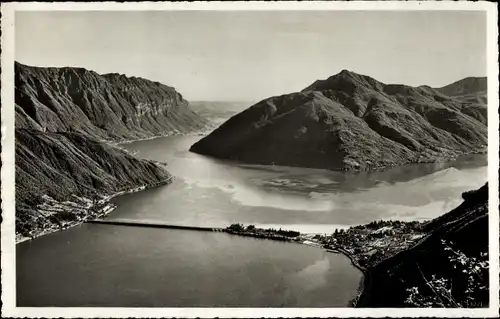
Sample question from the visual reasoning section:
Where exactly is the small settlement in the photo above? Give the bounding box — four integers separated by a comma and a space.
225, 220, 425, 270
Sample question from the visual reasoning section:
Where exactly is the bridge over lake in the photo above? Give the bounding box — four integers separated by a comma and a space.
86, 219, 225, 232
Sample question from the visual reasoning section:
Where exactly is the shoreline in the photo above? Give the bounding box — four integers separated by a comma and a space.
101, 127, 486, 178
109, 128, 212, 147
325, 247, 367, 307
14, 124, 210, 245
194, 148, 487, 173
16, 216, 420, 307
221, 222, 425, 307
223, 227, 367, 307
222, 226, 367, 307
104, 129, 485, 174
15, 177, 173, 245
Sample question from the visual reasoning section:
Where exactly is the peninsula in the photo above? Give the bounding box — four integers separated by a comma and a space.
219, 183, 490, 308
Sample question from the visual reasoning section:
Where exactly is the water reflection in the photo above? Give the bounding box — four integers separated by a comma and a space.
112, 135, 487, 231
17, 225, 362, 307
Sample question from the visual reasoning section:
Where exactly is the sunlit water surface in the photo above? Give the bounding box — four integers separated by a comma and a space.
113, 135, 487, 234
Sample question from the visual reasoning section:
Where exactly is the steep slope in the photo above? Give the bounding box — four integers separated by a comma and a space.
15, 128, 172, 238
14, 62, 208, 239
356, 183, 489, 307
191, 70, 487, 170
15, 62, 208, 141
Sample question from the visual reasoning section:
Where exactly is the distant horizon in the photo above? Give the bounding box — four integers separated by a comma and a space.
16, 10, 487, 101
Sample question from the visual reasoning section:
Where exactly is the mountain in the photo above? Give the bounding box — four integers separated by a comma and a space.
190, 70, 487, 171
435, 77, 487, 97
435, 77, 487, 108
15, 128, 172, 238
356, 183, 489, 307
14, 62, 208, 239
15, 62, 208, 142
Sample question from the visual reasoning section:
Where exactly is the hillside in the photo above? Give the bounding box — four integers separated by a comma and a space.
356, 183, 489, 307
190, 70, 487, 171
15, 62, 209, 142
14, 62, 210, 240
435, 77, 487, 98
15, 129, 172, 239
435, 77, 487, 110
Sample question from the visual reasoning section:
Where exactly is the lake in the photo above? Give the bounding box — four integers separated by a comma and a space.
111, 135, 487, 234
16, 132, 487, 307
17, 224, 362, 307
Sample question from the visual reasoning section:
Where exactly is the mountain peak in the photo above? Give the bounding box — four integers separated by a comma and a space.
192, 69, 487, 171
339, 69, 354, 75
302, 69, 384, 93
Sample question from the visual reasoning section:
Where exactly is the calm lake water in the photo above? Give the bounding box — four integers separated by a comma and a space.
16, 132, 487, 307
17, 224, 361, 307
112, 135, 487, 234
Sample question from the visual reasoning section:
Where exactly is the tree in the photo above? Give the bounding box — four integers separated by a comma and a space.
405, 241, 489, 308
228, 223, 244, 232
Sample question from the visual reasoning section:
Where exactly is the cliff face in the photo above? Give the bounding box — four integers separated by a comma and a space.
190, 70, 487, 170
356, 183, 489, 307
15, 62, 208, 141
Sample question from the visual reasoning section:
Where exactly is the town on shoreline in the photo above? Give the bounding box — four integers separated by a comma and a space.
15, 178, 172, 244
224, 221, 427, 306
224, 221, 425, 270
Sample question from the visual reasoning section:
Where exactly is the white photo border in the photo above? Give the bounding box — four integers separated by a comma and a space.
1, 1, 498, 318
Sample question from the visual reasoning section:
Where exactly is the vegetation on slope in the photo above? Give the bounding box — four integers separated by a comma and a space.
15, 62, 208, 142
14, 63, 210, 238
355, 183, 489, 307
15, 129, 172, 238
191, 71, 487, 170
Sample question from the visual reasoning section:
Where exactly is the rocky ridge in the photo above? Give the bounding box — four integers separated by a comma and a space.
14, 62, 208, 240
15, 62, 208, 141
190, 70, 487, 171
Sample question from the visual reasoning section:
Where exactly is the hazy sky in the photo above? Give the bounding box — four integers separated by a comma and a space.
16, 10, 487, 101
